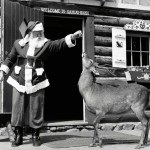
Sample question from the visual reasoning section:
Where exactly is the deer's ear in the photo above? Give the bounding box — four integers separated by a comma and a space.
82, 52, 87, 58
81, 53, 84, 58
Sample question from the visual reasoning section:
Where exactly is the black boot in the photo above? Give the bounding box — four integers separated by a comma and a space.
32, 128, 41, 146
11, 126, 23, 147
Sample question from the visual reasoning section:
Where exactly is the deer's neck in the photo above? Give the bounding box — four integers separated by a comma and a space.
78, 69, 95, 92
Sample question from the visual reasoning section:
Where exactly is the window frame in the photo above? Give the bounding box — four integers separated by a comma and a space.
105, 0, 150, 11
126, 31, 150, 66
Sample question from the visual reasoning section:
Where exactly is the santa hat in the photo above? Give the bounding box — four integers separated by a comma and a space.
25, 21, 44, 36
19, 18, 28, 38
19, 19, 44, 37
19, 19, 44, 46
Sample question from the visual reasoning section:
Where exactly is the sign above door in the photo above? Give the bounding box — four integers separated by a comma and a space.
8, 0, 92, 16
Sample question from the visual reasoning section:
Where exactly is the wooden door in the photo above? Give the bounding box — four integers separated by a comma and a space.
3, 0, 44, 112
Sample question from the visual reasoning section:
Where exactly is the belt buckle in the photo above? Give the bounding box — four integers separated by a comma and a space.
26, 63, 33, 69
26, 57, 35, 69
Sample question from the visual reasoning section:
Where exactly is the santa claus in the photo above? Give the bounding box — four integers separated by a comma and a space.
0, 19, 82, 147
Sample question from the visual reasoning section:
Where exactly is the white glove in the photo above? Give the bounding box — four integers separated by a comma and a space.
0, 71, 4, 82
71, 30, 82, 40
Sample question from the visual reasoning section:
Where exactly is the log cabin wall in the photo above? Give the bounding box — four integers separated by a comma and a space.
86, 9, 150, 123
93, 9, 150, 78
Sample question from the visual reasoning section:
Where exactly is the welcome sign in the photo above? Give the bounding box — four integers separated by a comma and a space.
38, 7, 90, 16
34, 2, 90, 16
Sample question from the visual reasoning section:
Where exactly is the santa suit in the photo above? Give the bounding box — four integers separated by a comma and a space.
0, 34, 75, 128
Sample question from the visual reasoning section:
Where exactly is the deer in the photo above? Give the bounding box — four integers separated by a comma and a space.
78, 52, 150, 149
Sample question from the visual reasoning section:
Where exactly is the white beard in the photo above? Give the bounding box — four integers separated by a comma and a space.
29, 37, 46, 49
27, 36, 48, 57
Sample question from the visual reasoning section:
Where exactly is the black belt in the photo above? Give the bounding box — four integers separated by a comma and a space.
17, 57, 43, 68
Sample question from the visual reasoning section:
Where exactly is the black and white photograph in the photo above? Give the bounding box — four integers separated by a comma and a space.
0, 0, 150, 150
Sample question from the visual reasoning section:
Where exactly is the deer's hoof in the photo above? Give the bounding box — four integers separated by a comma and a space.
99, 140, 102, 148
89, 143, 97, 147
135, 144, 145, 149
89, 142, 102, 148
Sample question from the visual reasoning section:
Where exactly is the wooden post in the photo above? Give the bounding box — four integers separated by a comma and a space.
84, 16, 95, 60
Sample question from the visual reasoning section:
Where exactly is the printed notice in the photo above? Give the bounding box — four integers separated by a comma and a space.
112, 28, 127, 68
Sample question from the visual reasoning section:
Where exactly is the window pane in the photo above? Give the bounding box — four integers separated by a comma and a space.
133, 52, 140, 66
126, 33, 150, 67
127, 52, 131, 66
126, 36, 131, 50
122, 0, 137, 4
140, 0, 150, 6
141, 37, 149, 52
132, 37, 140, 51
142, 52, 149, 65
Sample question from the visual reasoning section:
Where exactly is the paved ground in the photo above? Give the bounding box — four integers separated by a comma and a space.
0, 130, 150, 150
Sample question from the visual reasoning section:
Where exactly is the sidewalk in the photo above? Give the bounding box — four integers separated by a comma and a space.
0, 130, 150, 150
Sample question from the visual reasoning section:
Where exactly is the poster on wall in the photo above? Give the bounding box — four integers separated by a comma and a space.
112, 28, 127, 68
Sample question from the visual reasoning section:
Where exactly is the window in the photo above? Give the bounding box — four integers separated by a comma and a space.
140, 0, 150, 6
126, 32, 150, 66
121, 0, 150, 6
122, 0, 137, 5
108, 0, 150, 11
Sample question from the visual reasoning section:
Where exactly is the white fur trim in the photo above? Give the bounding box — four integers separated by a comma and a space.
26, 38, 48, 57
43, 38, 48, 43
7, 76, 50, 94
36, 68, 44, 76
25, 68, 32, 89
14, 66, 21, 74
32, 23, 44, 31
26, 79, 50, 94
19, 34, 30, 47
0, 64, 10, 74
7, 76, 26, 93
26, 46, 35, 56
18, 39, 25, 47
65, 34, 76, 48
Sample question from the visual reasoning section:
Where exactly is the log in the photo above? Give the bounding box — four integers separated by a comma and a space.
94, 15, 136, 26
96, 77, 127, 85
95, 65, 126, 77
93, 7, 150, 20
94, 25, 112, 37
95, 36, 112, 46
95, 46, 112, 56
95, 67, 116, 77
95, 55, 112, 65
95, 67, 125, 77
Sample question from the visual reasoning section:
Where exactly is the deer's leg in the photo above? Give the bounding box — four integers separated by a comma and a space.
143, 119, 149, 145
132, 107, 149, 149
142, 120, 149, 149
90, 112, 104, 148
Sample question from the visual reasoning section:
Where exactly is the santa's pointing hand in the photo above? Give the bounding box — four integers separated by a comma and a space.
71, 30, 82, 40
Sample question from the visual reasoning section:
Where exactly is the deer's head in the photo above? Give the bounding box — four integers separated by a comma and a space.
82, 52, 99, 76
